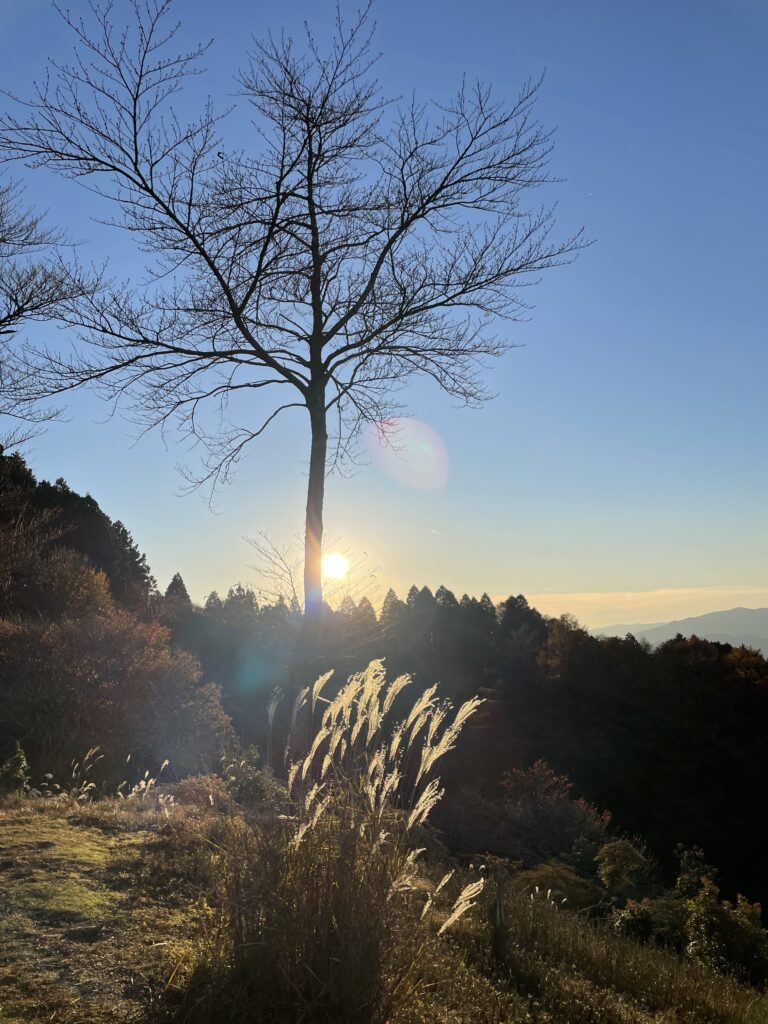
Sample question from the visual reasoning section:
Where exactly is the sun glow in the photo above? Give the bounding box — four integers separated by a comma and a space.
322, 552, 349, 580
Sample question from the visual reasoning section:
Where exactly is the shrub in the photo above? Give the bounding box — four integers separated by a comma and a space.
437, 759, 609, 865
611, 894, 688, 948
612, 848, 768, 989
0, 608, 232, 781
166, 773, 235, 812
512, 859, 603, 912
595, 839, 649, 898
0, 511, 113, 620
220, 745, 288, 812
685, 880, 768, 986
0, 741, 30, 795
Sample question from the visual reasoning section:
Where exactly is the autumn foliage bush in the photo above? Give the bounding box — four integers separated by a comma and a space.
0, 500, 231, 783
0, 610, 230, 780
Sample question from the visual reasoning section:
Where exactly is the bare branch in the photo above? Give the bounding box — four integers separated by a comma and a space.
0, 178, 92, 449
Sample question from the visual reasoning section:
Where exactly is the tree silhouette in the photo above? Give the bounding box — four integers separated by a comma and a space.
0, 452, 156, 607
1, 1, 583, 617
165, 571, 192, 605
0, 179, 87, 449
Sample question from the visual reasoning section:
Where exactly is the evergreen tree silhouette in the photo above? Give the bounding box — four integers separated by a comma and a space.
337, 595, 357, 617
435, 585, 459, 609
165, 573, 191, 605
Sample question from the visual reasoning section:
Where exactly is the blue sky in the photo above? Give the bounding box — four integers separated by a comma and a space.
3, 0, 767, 625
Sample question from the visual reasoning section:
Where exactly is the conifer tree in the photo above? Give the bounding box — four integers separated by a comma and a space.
435, 585, 460, 609
165, 572, 192, 605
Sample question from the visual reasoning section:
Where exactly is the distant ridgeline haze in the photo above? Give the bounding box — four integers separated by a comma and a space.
593, 607, 768, 656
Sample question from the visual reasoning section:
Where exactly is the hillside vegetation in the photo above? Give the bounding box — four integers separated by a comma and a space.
3, 454, 768, 1022
2, 779, 768, 1023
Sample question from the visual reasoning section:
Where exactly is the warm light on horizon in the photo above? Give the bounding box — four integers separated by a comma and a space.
525, 585, 768, 630
322, 552, 350, 580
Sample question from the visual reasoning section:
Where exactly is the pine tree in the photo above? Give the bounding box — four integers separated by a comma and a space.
337, 596, 357, 617
355, 596, 378, 631
165, 572, 192, 605
380, 590, 405, 645
381, 589, 404, 621
223, 585, 259, 627
435, 585, 459, 609
479, 593, 497, 625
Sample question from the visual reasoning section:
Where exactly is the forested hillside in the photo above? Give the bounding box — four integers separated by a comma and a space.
163, 575, 768, 914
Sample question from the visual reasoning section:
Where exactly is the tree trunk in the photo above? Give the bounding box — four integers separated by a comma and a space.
303, 396, 327, 624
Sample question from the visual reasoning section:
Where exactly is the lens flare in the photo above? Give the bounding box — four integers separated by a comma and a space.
322, 552, 349, 579
367, 417, 449, 491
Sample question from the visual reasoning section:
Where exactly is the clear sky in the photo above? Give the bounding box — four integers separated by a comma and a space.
3, 0, 767, 626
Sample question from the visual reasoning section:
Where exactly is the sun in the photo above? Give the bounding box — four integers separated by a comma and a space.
322, 552, 349, 580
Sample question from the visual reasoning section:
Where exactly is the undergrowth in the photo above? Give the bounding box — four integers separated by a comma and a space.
4, 662, 768, 1023
158, 661, 768, 1024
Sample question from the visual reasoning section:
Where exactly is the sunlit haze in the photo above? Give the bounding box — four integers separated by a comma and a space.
322, 554, 350, 582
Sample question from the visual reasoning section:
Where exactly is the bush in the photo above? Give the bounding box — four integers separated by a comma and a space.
512, 859, 603, 911
0, 510, 113, 620
0, 741, 30, 795
169, 773, 235, 812
0, 609, 232, 781
220, 746, 288, 812
595, 839, 649, 898
437, 759, 610, 866
611, 894, 687, 948
611, 848, 768, 988
685, 880, 768, 986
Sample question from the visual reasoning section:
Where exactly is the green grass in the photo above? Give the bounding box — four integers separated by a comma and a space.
0, 798, 204, 1024
4, 872, 110, 922
1, 815, 117, 924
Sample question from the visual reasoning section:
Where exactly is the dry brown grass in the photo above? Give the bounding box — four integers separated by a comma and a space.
166, 660, 484, 1024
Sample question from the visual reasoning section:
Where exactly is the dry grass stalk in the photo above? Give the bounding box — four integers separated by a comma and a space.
207, 659, 484, 1024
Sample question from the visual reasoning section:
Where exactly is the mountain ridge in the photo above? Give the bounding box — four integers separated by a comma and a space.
591, 606, 768, 655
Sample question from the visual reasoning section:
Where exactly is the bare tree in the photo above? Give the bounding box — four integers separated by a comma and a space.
0, 179, 86, 450
0, 0, 583, 619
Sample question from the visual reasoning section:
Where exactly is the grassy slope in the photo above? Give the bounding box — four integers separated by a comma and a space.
0, 800, 202, 1024
2, 798, 768, 1024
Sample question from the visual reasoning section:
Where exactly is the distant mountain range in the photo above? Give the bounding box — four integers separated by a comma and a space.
591, 606, 768, 655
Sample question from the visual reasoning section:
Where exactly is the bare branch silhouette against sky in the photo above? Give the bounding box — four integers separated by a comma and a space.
1, 0, 582, 617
